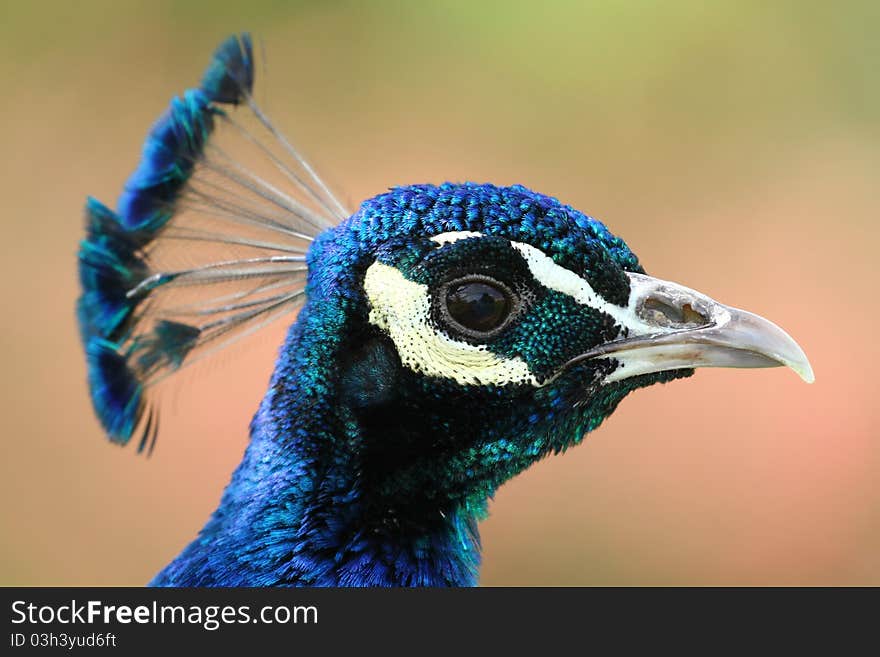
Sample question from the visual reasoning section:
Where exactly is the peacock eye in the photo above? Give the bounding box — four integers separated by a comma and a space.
443, 277, 514, 336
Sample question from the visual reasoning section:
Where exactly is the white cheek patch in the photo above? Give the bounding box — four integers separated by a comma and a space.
363, 261, 538, 387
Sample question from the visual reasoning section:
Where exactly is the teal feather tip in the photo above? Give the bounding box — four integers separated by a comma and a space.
77, 33, 256, 448
85, 338, 144, 446
77, 199, 148, 342
200, 33, 254, 104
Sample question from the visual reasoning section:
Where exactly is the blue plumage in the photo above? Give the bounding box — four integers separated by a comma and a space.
116, 34, 253, 232
77, 34, 256, 447
79, 34, 813, 586
116, 90, 214, 232
200, 33, 254, 104
76, 201, 147, 341
84, 338, 144, 446
150, 183, 653, 586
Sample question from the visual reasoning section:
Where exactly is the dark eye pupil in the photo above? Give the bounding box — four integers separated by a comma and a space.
446, 282, 510, 333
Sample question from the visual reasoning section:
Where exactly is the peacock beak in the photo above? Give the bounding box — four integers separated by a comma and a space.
572, 272, 815, 384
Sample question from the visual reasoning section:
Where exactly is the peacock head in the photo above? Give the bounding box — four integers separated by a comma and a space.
78, 34, 813, 541
295, 182, 814, 519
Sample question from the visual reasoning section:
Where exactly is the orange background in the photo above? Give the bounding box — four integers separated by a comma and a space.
1, 1, 877, 585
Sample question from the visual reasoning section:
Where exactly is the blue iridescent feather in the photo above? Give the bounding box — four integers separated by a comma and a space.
84, 338, 143, 445
200, 33, 254, 104
133, 321, 202, 373
77, 33, 256, 447
117, 34, 254, 232
116, 90, 214, 233
76, 199, 147, 342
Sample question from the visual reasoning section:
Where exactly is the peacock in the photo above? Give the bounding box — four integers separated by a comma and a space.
77, 34, 813, 586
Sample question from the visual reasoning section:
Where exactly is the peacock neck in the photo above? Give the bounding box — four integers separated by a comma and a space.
152, 303, 483, 587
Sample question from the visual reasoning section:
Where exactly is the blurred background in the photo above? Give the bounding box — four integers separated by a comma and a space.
1, 0, 877, 586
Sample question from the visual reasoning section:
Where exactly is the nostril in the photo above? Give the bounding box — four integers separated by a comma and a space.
640, 297, 707, 328
643, 297, 683, 323
681, 303, 706, 325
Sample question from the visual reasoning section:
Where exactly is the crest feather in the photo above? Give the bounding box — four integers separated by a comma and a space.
77, 33, 346, 449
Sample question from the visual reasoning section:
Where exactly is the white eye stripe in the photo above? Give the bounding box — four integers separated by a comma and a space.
430, 231, 652, 334
363, 261, 538, 387
509, 241, 655, 334
430, 231, 484, 246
